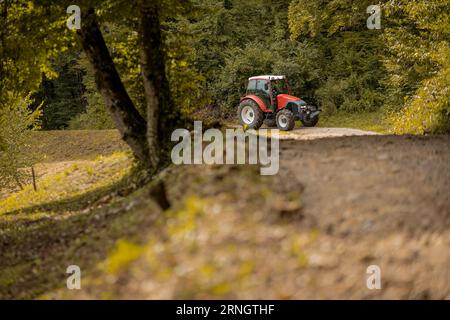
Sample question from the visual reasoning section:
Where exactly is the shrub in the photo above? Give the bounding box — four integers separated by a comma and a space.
390, 67, 450, 134
0, 94, 42, 190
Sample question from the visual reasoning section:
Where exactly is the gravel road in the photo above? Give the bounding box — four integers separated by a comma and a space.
273, 132, 450, 298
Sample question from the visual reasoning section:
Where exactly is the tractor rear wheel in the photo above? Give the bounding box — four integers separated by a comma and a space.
276, 109, 295, 131
238, 100, 264, 129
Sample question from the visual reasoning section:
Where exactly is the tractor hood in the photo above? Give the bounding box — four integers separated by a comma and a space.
277, 94, 301, 109
277, 94, 300, 101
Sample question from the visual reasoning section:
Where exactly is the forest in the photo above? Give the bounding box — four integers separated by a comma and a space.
0, 0, 449, 300
2, 0, 449, 185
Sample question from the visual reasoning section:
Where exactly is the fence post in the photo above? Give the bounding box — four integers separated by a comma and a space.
31, 166, 37, 192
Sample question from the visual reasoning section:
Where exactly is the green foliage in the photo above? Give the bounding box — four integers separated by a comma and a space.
69, 54, 115, 130
68, 99, 115, 130
103, 23, 146, 116
314, 33, 385, 113
0, 0, 74, 103
164, 18, 211, 118
390, 67, 450, 134
70, 6, 209, 128
2, 0, 450, 137
0, 94, 42, 190
34, 52, 87, 129
288, 0, 375, 38
288, 1, 386, 114
271, 41, 323, 103
382, 0, 450, 133
63, 22, 142, 130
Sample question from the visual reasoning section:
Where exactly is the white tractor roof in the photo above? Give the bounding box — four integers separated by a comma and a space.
248, 75, 285, 81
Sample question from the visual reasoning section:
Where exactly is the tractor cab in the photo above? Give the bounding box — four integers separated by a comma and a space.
246, 75, 292, 111
238, 75, 320, 131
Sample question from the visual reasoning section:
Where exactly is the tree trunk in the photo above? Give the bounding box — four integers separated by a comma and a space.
138, 0, 179, 169
77, 8, 149, 164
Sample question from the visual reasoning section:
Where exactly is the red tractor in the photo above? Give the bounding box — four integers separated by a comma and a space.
238, 75, 320, 131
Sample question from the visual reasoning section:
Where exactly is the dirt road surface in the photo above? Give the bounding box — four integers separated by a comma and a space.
273, 131, 450, 298
269, 126, 380, 140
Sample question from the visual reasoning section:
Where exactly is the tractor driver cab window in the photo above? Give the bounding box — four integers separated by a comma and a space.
247, 79, 257, 94
271, 79, 288, 94
256, 80, 269, 95
255, 80, 271, 107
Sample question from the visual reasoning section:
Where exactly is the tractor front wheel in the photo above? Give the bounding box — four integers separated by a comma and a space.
276, 109, 295, 131
301, 115, 319, 127
238, 100, 264, 129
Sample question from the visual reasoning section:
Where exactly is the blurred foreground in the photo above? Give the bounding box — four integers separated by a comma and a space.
0, 130, 449, 299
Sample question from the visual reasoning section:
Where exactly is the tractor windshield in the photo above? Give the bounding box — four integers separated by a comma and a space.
271, 79, 289, 94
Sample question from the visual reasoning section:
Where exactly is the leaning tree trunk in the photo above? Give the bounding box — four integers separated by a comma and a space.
77, 8, 149, 164
138, 0, 179, 169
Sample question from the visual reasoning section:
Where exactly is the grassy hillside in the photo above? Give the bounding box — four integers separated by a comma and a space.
0, 130, 129, 200
28, 130, 129, 163
0, 130, 139, 298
